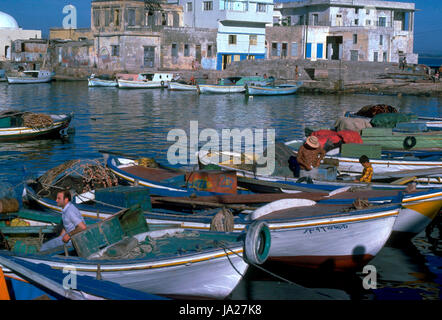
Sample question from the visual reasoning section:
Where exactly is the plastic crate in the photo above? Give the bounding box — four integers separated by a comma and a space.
95, 186, 152, 211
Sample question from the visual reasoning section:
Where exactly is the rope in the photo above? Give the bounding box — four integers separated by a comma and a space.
219, 242, 297, 285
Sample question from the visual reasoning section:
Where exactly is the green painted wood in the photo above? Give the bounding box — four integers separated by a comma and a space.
341, 143, 382, 159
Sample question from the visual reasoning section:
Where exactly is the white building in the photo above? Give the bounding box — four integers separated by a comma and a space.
274, 0, 418, 64
0, 11, 41, 61
172, 0, 274, 70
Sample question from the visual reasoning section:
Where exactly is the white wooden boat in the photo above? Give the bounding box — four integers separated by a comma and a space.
7, 70, 53, 84
168, 82, 197, 91
197, 84, 245, 94
117, 73, 173, 89
246, 83, 301, 96
0, 206, 269, 299
88, 75, 117, 87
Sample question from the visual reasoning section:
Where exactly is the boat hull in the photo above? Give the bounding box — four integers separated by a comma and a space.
1, 246, 247, 299
0, 114, 72, 141
118, 79, 167, 89
197, 84, 245, 94
246, 85, 300, 96
168, 82, 197, 91
88, 78, 118, 87
7, 76, 53, 84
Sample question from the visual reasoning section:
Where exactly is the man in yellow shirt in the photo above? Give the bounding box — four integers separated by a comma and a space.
356, 155, 373, 183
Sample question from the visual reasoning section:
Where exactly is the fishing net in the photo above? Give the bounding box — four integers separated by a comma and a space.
22, 112, 54, 129
34, 159, 119, 200
0, 110, 54, 128
355, 104, 398, 118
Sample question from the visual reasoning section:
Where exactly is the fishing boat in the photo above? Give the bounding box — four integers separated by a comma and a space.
88, 74, 118, 87
117, 73, 173, 89
21, 180, 401, 271
0, 205, 270, 299
168, 81, 197, 91
0, 254, 168, 300
0, 110, 73, 141
245, 83, 302, 96
7, 70, 53, 84
197, 84, 246, 94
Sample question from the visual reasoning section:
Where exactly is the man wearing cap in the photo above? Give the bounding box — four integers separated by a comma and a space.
296, 136, 326, 179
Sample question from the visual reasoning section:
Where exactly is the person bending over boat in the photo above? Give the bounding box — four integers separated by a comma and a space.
296, 136, 325, 179
355, 155, 373, 183
39, 190, 86, 252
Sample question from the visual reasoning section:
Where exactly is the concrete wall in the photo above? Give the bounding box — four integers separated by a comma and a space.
11, 40, 48, 63
223, 58, 405, 82
52, 40, 95, 68
161, 27, 217, 70
0, 29, 41, 61
50, 28, 93, 41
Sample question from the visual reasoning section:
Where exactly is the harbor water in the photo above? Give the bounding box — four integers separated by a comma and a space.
0, 81, 441, 300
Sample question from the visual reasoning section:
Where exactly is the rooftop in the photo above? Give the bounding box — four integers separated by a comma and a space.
276, 0, 415, 11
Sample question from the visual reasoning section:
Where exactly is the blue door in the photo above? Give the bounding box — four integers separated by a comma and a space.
306, 43, 312, 59
317, 43, 323, 59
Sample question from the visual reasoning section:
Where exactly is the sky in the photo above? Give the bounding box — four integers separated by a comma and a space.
0, 0, 441, 55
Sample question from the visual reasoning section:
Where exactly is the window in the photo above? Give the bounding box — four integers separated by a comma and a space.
127, 9, 136, 26
105, 10, 110, 26
378, 17, 386, 27
291, 42, 298, 57
203, 1, 213, 11
249, 35, 257, 46
299, 15, 304, 25
93, 9, 100, 27
171, 43, 178, 57
374, 52, 378, 62
187, 2, 193, 12
114, 9, 120, 26
281, 43, 288, 57
207, 44, 212, 57
312, 14, 318, 26
184, 44, 190, 57
146, 11, 154, 26
257, 3, 266, 13
161, 13, 167, 26
380, 35, 383, 45
353, 34, 358, 44
228, 35, 237, 45
350, 50, 358, 61
366, 9, 370, 14
247, 55, 255, 60
111, 45, 120, 56
355, 8, 359, 14
271, 43, 278, 56
354, 19, 359, 26
366, 20, 371, 26
383, 51, 387, 62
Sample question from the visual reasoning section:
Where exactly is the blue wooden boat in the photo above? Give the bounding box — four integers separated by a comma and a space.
245, 83, 302, 96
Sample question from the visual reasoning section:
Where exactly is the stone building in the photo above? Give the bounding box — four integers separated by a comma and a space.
270, 0, 418, 64
0, 11, 41, 61
91, 0, 218, 72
